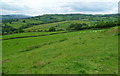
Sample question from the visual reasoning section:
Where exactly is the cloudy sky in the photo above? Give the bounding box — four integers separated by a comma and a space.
0, 0, 119, 16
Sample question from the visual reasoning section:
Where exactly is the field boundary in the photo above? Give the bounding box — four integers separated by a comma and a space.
1, 32, 69, 40
1, 30, 104, 40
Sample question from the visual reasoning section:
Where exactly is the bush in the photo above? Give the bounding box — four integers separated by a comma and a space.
22, 20, 26, 23
57, 29, 64, 31
67, 23, 83, 31
49, 27, 56, 32
94, 21, 118, 28
2, 25, 17, 34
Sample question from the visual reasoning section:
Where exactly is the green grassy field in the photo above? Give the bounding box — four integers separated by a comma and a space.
2, 19, 43, 29
2, 32, 57, 40
2, 27, 118, 74
23, 20, 95, 32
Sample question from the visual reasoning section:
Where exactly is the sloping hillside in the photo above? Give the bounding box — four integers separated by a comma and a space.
2, 28, 118, 74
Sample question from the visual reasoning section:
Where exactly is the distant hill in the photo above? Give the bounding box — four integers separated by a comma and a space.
1, 14, 118, 34
1, 15, 31, 20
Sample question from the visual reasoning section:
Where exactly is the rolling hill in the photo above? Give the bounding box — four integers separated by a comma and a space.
1, 14, 118, 35
1, 14, 119, 74
1, 15, 31, 20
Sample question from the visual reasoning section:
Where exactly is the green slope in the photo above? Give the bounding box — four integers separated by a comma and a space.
23, 20, 95, 32
2, 32, 57, 40
2, 28, 118, 74
2, 19, 43, 28
2, 14, 118, 29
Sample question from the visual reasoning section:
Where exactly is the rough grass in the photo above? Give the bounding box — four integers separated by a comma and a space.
2, 28, 118, 74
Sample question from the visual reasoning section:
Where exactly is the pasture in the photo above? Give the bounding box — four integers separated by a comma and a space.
2, 27, 118, 74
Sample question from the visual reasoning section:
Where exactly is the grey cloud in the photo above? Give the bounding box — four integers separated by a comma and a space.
0, 1, 118, 15
1, 2, 30, 11
60, 2, 117, 12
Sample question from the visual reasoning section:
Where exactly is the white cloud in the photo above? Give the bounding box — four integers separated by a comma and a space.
1, 0, 119, 16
